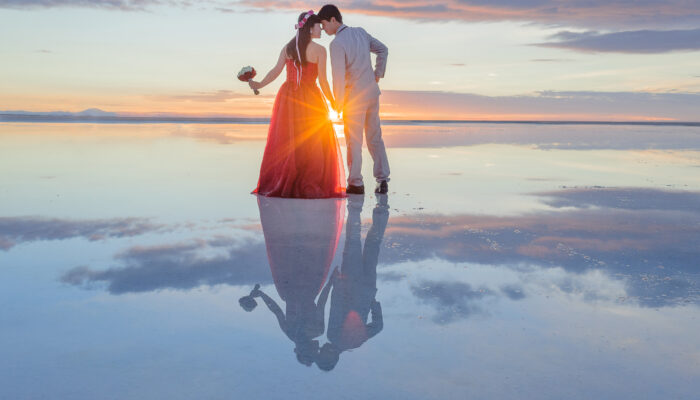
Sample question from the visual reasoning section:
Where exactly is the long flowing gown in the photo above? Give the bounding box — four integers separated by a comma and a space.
253, 59, 346, 198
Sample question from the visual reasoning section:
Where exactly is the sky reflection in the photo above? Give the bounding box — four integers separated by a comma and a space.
0, 216, 165, 251
2, 123, 700, 398
237, 195, 389, 371
55, 186, 700, 313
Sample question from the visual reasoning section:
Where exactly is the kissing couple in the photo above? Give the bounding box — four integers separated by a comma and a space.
248, 4, 390, 198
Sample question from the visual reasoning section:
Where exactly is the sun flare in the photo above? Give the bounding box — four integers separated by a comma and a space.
328, 108, 341, 121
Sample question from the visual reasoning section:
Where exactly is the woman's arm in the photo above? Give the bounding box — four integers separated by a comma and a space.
253, 289, 287, 332
249, 47, 287, 91
315, 46, 336, 110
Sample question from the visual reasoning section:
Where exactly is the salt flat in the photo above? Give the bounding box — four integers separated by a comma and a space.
1, 122, 700, 399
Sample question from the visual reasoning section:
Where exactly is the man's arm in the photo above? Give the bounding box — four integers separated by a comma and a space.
329, 40, 346, 112
366, 30, 388, 80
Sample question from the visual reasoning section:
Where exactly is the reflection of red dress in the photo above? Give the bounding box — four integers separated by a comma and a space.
253, 59, 346, 198
257, 196, 345, 302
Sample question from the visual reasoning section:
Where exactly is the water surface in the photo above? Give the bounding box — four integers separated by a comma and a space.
1, 122, 699, 399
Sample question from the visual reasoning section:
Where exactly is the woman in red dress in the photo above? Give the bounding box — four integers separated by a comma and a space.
249, 11, 346, 198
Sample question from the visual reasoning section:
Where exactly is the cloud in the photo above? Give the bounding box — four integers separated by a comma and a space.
56, 188, 700, 308
535, 187, 700, 212
61, 196, 344, 295
500, 284, 526, 300
530, 58, 574, 62
0, 0, 187, 11
537, 28, 700, 53
169, 124, 267, 144
239, 1, 700, 29
147, 90, 273, 103
380, 90, 700, 123
379, 117, 700, 150
61, 237, 272, 294
0, 216, 166, 250
4, 0, 699, 31
411, 281, 495, 324
410, 281, 527, 323
379, 187, 700, 308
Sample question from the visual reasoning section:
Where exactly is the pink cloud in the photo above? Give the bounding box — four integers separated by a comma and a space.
239, 1, 700, 29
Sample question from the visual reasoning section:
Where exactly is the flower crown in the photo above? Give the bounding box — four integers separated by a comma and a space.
295, 10, 314, 30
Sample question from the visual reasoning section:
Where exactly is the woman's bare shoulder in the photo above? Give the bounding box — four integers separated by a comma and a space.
309, 42, 326, 53
306, 42, 326, 62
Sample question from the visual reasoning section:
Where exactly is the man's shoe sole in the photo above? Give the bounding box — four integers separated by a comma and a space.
347, 186, 365, 195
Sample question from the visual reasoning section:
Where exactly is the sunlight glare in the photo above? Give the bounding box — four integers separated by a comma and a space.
328, 108, 341, 122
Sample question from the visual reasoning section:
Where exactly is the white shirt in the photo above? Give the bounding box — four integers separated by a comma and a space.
329, 24, 388, 108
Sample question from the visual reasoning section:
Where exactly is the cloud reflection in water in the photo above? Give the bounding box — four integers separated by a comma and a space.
383, 187, 700, 314
62, 238, 271, 294
58, 187, 700, 316
0, 216, 165, 251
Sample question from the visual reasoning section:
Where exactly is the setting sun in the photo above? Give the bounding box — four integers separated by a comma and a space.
328, 108, 341, 122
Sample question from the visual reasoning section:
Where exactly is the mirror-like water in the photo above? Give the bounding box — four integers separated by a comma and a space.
1, 122, 699, 399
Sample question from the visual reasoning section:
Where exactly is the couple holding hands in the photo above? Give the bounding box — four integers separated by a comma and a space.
248, 5, 390, 198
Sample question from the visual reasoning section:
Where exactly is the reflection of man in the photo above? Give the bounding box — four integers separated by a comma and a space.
317, 194, 390, 371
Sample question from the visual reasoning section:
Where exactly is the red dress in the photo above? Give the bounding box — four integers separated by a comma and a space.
253, 59, 346, 198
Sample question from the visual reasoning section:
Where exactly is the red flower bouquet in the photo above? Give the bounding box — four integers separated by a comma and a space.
237, 66, 259, 95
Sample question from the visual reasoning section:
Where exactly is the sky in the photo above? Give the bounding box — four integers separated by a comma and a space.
1, 0, 700, 120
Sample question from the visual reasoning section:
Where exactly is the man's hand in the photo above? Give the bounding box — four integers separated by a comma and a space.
375, 76, 381, 83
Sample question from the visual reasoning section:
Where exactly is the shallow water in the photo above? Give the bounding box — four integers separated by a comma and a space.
1, 122, 700, 399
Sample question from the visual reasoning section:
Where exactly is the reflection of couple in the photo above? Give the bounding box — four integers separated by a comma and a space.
249, 4, 390, 197
240, 194, 389, 370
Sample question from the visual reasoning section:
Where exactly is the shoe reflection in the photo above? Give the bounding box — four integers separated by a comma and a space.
317, 194, 390, 371
241, 194, 389, 370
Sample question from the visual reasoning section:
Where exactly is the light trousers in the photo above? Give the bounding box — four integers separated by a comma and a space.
343, 97, 391, 187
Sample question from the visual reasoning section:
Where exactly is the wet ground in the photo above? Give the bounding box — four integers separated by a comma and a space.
1, 122, 699, 399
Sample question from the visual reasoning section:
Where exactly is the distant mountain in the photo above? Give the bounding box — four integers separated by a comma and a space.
75, 108, 117, 117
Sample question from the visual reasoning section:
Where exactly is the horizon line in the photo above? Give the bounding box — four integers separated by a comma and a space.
1, 114, 700, 127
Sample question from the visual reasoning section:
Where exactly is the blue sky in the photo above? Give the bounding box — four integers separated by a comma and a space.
1, 0, 699, 120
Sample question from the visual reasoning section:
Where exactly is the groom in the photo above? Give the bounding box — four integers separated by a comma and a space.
319, 4, 390, 195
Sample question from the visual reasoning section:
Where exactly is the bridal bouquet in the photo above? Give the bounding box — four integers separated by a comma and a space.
237, 66, 260, 95
238, 284, 261, 312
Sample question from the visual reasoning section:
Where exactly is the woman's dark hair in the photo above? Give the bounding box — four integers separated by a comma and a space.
285, 12, 321, 66
318, 4, 342, 24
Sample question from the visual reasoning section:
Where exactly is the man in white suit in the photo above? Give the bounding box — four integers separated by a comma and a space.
319, 4, 390, 195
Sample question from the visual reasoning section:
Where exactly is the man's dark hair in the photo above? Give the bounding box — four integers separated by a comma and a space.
318, 4, 342, 23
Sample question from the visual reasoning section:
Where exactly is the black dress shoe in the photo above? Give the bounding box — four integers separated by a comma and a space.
346, 184, 365, 195
375, 180, 388, 194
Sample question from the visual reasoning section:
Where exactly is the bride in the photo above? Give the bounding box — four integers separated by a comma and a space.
248, 10, 346, 198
